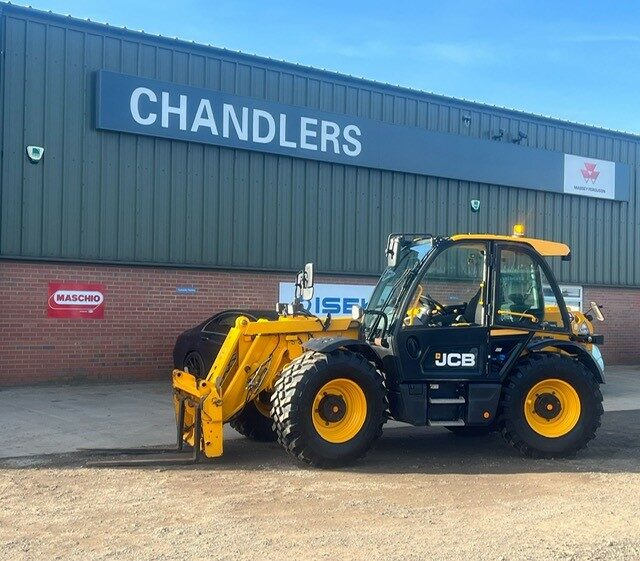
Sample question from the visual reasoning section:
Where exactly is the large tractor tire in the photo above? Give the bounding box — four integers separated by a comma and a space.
499, 352, 603, 458
229, 397, 277, 442
271, 350, 387, 467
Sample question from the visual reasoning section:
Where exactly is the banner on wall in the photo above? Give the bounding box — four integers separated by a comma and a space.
96, 70, 630, 201
563, 155, 615, 200
47, 282, 105, 319
278, 282, 375, 315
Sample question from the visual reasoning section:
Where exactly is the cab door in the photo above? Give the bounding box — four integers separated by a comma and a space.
394, 241, 490, 382
487, 242, 572, 376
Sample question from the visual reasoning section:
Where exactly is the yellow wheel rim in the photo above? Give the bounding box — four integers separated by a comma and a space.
312, 378, 367, 443
254, 394, 272, 418
524, 379, 581, 438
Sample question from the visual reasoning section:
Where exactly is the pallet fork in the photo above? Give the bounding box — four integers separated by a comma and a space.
84, 395, 204, 467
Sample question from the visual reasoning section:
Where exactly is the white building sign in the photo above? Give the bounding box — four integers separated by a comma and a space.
563, 154, 615, 200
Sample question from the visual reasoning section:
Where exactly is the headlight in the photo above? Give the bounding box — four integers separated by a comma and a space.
577, 321, 590, 336
590, 345, 605, 372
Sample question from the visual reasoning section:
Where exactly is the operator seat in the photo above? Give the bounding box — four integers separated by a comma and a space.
462, 288, 482, 324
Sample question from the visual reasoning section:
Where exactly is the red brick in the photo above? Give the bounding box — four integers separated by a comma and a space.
0, 261, 374, 386
0, 261, 636, 386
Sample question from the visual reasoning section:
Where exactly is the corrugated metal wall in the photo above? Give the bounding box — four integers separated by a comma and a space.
1, 4, 638, 285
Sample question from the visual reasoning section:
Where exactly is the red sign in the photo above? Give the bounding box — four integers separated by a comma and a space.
47, 282, 105, 319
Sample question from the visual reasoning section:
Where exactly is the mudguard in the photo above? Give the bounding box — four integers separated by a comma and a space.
303, 337, 383, 367
527, 338, 605, 384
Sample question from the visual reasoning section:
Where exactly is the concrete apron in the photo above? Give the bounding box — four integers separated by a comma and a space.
0, 366, 639, 459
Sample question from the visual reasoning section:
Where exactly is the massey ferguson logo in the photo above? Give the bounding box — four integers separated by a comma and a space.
581, 162, 600, 183
434, 352, 476, 367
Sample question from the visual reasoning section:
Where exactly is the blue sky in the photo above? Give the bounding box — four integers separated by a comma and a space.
16, 1, 640, 133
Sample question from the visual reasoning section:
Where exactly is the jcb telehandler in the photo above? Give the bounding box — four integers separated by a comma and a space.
168, 226, 605, 467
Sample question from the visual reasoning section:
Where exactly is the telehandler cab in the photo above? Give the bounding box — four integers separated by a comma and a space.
167, 226, 605, 468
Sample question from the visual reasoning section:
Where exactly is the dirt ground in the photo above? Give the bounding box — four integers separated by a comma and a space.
1, 408, 639, 561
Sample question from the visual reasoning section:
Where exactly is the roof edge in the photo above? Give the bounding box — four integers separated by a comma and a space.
3, 1, 640, 142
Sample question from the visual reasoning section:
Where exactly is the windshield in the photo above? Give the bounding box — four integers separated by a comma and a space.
365, 237, 433, 334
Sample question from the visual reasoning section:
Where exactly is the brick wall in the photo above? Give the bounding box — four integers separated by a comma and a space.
0, 260, 375, 386
583, 286, 640, 365
0, 261, 637, 386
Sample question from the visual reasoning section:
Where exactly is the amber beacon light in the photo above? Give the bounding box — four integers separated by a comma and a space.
513, 224, 526, 237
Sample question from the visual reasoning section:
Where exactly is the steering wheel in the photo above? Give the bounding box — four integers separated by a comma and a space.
419, 292, 444, 312
405, 288, 444, 326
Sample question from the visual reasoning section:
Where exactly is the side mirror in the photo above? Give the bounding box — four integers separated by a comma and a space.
589, 301, 604, 322
301, 262, 314, 301
304, 262, 314, 287
294, 263, 314, 301
351, 304, 365, 321
386, 236, 400, 267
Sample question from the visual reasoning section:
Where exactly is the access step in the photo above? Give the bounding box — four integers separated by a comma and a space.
428, 419, 466, 427
428, 397, 466, 404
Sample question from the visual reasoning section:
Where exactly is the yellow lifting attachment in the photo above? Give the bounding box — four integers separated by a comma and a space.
172, 314, 360, 459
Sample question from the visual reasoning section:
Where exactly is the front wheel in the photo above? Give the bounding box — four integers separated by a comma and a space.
271, 350, 387, 467
500, 353, 603, 457
229, 396, 277, 442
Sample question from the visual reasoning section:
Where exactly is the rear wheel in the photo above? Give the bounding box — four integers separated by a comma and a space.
500, 353, 603, 457
229, 394, 277, 442
272, 350, 387, 467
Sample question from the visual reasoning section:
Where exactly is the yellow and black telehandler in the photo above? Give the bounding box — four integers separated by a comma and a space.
91, 226, 606, 467
170, 224, 607, 467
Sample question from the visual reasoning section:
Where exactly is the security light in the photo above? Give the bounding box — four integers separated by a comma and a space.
512, 130, 528, 144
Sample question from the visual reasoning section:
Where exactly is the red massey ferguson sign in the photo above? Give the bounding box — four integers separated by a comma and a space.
47, 282, 105, 319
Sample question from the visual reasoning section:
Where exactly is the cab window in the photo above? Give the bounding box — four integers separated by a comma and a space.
495, 246, 568, 331
403, 243, 487, 328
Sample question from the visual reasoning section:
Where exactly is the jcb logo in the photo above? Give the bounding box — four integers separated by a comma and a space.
434, 352, 476, 367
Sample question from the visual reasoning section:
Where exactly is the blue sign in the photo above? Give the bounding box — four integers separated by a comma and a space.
96, 70, 629, 201
278, 282, 373, 315
176, 286, 197, 295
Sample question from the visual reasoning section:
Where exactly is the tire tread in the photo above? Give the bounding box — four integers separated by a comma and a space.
271, 350, 387, 467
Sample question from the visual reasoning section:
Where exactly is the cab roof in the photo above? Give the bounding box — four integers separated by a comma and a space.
450, 234, 570, 257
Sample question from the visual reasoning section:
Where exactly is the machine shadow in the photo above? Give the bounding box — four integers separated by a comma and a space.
1, 409, 638, 475
218, 408, 640, 476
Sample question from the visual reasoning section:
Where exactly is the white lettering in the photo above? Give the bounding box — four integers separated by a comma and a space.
448, 354, 462, 367
461, 354, 475, 367
222, 104, 249, 140
130, 87, 157, 125
321, 120, 340, 154
300, 117, 318, 150
252, 109, 276, 143
279, 113, 297, 148
190, 99, 218, 135
52, 290, 104, 306
161, 92, 187, 130
434, 352, 477, 367
342, 124, 362, 156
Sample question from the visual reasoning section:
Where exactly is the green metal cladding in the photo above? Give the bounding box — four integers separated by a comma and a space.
0, 3, 638, 286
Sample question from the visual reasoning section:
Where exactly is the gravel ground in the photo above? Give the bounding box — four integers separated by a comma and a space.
1, 409, 639, 561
